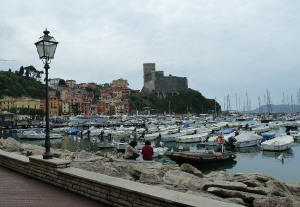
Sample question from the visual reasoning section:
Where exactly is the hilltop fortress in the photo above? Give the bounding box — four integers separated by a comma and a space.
142, 63, 188, 95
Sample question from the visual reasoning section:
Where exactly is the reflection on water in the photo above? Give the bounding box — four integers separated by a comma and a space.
262, 148, 294, 159
51, 136, 99, 152
233, 146, 261, 154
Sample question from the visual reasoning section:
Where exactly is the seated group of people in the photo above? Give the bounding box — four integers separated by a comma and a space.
124, 140, 153, 161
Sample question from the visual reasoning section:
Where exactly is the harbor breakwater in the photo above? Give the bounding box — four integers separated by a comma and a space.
0, 137, 299, 207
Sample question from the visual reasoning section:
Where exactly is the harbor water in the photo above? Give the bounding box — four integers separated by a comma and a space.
7, 126, 300, 184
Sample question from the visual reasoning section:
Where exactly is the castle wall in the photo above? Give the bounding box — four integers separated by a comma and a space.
155, 76, 188, 93
142, 63, 188, 94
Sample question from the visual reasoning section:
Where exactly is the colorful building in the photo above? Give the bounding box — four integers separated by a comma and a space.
49, 96, 61, 117
0, 96, 41, 111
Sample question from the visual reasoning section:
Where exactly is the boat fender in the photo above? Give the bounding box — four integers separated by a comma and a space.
216, 135, 225, 145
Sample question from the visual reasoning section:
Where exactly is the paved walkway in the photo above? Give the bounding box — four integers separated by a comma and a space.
0, 166, 107, 207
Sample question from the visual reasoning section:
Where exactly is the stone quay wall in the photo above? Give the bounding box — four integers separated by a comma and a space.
0, 150, 240, 207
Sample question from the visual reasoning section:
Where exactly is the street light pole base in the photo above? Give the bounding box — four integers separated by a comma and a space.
43, 151, 53, 159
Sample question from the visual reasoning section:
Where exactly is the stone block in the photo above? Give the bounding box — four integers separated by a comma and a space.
112, 203, 124, 207
110, 191, 120, 198
132, 204, 143, 207
116, 199, 132, 206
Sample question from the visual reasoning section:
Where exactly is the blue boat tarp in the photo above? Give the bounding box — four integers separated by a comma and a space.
183, 124, 190, 128
216, 128, 233, 135
68, 129, 81, 135
261, 132, 275, 142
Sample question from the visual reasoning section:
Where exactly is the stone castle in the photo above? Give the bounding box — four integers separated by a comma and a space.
142, 63, 188, 94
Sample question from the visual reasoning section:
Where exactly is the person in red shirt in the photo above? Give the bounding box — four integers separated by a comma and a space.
142, 140, 154, 161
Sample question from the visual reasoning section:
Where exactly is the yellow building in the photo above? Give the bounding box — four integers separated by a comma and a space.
15, 97, 40, 110
115, 102, 124, 115
0, 96, 41, 110
49, 96, 61, 117
112, 79, 129, 88
0, 96, 15, 110
62, 102, 70, 116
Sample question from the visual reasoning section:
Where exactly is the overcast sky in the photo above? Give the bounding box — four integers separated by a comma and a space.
0, 0, 300, 110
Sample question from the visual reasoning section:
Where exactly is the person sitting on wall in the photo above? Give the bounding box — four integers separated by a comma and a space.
124, 141, 140, 160
142, 140, 154, 161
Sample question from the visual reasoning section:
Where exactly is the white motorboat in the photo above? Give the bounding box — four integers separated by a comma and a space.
252, 125, 270, 133
21, 130, 62, 139
261, 135, 294, 151
205, 132, 235, 146
153, 147, 168, 157
115, 142, 128, 151
176, 133, 209, 143
144, 131, 168, 141
289, 131, 300, 140
233, 133, 262, 148
83, 126, 103, 136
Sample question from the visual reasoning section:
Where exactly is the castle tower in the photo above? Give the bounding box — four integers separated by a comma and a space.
142, 63, 156, 93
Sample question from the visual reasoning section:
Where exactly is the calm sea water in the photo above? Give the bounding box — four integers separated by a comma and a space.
9, 127, 300, 184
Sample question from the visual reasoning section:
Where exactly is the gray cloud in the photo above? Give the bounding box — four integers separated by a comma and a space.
1, 0, 300, 109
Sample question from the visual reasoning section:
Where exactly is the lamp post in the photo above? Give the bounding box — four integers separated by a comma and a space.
35, 29, 58, 159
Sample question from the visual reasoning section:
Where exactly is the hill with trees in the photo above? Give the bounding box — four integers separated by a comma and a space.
0, 67, 45, 99
128, 89, 221, 114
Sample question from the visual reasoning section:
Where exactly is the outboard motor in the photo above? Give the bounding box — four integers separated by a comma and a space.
228, 136, 237, 149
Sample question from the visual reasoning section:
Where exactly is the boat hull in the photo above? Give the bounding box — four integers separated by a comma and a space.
165, 151, 236, 165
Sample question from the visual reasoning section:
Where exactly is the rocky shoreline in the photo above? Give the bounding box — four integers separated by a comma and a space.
0, 137, 299, 207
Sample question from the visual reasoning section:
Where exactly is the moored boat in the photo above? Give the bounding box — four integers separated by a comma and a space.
261, 135, 294, 151
261, 132, 275, 143
289, 131, 300, 140
233, 133, 262, 148
165, 151, 236, 164
176, 133, 209, 143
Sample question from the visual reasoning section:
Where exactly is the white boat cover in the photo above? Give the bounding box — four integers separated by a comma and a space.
262, 135, 294, 146
235, 133, 262, 142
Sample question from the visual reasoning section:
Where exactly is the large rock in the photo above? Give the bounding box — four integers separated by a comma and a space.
203, 181, 248, 191
157, 164, 180, 177
207, 187, 266, 204
139, 172, 162, 184
227, 173, 292, 197
70, 160, 132, 180
253, 197, 294, 207
205, 170, 230, 181
180, 163, 203, 178
0, 138, 22, 152
287, 183, 300, 199
163, 170, 206, 190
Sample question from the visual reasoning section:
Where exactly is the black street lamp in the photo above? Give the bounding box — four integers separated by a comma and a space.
35, 29, 58, 159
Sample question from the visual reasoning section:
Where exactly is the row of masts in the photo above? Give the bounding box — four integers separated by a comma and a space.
222, 89, 300, 113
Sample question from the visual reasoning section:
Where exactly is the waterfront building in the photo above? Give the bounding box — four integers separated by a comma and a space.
14, 97, 40, 110
62, 102, 70, 116
49, 95, 61, 117
0, 96, 16, 110
0, 96, 41, 111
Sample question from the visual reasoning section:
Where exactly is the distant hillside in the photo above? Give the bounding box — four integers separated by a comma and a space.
0, 71, 45, 99
252, 104, 300, 113
128, 89, 221, 114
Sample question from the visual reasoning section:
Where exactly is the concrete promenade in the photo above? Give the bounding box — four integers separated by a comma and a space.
0, 166, 106, 207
